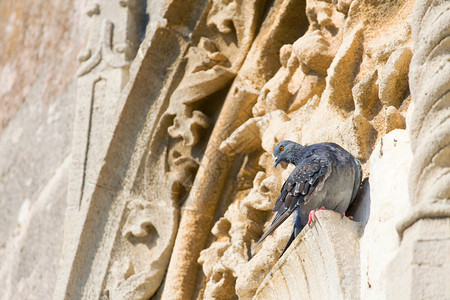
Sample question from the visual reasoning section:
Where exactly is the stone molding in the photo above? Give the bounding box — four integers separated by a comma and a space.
386, 0, 450, 298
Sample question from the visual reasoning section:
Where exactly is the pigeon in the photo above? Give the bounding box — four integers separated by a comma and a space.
255, 140, 362, 256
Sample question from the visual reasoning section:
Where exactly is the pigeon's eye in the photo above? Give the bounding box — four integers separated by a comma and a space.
279, 146, 284, 151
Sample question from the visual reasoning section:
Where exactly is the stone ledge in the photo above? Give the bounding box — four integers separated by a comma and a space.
255, 210, 361, 299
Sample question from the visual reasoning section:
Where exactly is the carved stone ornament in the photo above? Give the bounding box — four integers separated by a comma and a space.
54, 0, 450, 299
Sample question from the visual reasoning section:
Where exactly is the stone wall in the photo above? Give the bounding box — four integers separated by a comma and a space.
0, 1, 89, 299
1, 0, 448, 299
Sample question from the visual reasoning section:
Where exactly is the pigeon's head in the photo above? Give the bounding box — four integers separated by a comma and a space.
273, 140, 302, 167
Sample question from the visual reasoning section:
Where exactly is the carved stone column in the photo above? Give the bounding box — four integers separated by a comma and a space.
54, 1, 144, 299
387, 0, 450, 298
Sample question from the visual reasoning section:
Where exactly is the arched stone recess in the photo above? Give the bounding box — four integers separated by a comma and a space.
55, 0, 307, 299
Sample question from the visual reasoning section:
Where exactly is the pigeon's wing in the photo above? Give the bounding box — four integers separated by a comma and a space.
255, 155, 330, 247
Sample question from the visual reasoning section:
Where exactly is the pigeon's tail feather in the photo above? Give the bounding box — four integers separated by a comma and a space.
280, 229, 296, 257
254, 208, 295, 248
279, 213, 305, 257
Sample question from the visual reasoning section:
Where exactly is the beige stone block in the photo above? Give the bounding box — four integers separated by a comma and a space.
360, 129, 412, 299
255, 210, 361, 300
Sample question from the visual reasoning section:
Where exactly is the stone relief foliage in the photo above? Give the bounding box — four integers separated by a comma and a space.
78, 2, 140, 77
198, 168, 287, 299
164, 0, 260, 202
253, 0, 344, 117
106, 1, 265, 299
166, 37, 231, 147
160, 2, 268, 298
198, 0, 414, 298
105, 198, 177, 300
77, 19, 133, 76
166, 145, 200, 204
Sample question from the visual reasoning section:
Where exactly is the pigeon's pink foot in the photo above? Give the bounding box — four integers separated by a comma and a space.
341, 212, 354, 220
308, 206, 326, 224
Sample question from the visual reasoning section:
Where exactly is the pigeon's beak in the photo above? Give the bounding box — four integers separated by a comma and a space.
274, 157, 279, 168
